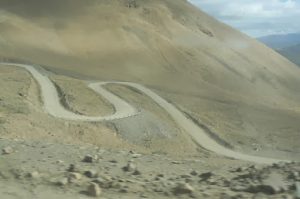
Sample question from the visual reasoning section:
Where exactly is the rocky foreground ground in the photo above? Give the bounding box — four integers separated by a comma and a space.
0, 138, 299, 199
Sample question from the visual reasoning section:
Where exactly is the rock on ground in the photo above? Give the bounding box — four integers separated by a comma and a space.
87, 182, 102, 197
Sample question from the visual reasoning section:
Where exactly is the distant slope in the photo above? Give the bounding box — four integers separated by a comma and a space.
258, 33, 300, 49
278, 44, 300, 66
258, 33, 300, 66
1, 0, 300, 156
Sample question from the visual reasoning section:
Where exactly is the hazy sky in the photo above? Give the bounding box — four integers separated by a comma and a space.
188, 0, 300, 37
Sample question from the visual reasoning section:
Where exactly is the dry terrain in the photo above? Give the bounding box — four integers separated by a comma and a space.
0, 0, 299, 156
0, 0, 300, 198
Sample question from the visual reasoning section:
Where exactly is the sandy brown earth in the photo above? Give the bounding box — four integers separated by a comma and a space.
0, 0, 300, 198
0, 59, 299, 199
50, 75, 114, 117
156, 89, 300, 160
0, 0, 299, 157
2, 62, 286, 163
1, 138, 300, 199
0, 66, 122, 148
0, 63, 200, 154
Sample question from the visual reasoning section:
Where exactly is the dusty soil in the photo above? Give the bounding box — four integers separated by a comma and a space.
1, 138, 300, 199
0, 0, 300, 157
50, 75, 114, 117
0, 64, 200, 156
1, 61, 299, 199
156, 89, 300, 160
0, 65, 131, 149
0, 0, 300, 198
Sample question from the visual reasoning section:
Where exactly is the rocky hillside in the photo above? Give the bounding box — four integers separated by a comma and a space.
1, 138, 300, 199
0, 0, 300, 159
1, 1, 300, 198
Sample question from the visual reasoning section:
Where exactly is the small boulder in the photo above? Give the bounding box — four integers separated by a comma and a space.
83, 155, 94, 163
123, 162, 137, 172
199, 172, 213, 180
133, 169, 141, 175
68, 172, 82, 183
119, 188, 128, 193
157, 174, 164, 179
84, 170, 98, 178
87, 182, 102, 197
173, 183, 194, 195
190, 170, 198, 176
2, 146, 14, 155
27, 171, 39, 179
67, 164, 78, 172
260, 172, 288, 194
56, 178, 69, 186
235, 167, 246, 172
131, 153, 142, 158
56, 160, 64, 164
248, 165, 260, 171
109, 160, 118, 164
289, 171, 300, 180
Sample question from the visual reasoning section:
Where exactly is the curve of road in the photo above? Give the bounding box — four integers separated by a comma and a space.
0, 62, 289, 164
2, 63, 138, 121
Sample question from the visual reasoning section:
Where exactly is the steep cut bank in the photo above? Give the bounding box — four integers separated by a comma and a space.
1, 0, 300, 156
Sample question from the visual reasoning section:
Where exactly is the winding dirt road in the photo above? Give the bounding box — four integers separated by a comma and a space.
1, 62, 288, 164
2, 63, 138, 121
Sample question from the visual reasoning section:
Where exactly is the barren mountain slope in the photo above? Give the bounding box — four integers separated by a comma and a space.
1, 0, 300, 157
